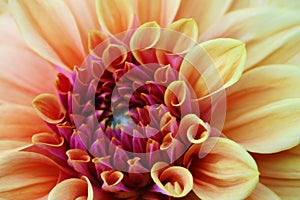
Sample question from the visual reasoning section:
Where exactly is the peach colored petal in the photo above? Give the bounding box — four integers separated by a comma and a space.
224, 65, 300, 153
48, 176, 105, 200
134, 0, 181, 27
0, 104, 52, 152
175, 0, 232, 37
8, 0, 85, 70
32, 93, 66, 124
100, 170, 129, 192
179, 38, 246, 99
64, 0, 100, 54
151, 162, 193, 198
183, 137, 259, 200
96, 0, 134, 34
260, 178, 300, 200
252, 145, 300, 179
246, 182, 280, 200
0, 14, 26, 47
253, 146, 300, 198
0, 151, 72, 200
0, 47, 58, 106
201, 8, 300, 70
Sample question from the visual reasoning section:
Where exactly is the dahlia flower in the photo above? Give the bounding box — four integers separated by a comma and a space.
0, 0, 299, 200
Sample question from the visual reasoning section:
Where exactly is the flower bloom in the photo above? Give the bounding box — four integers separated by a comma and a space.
0, 0, 300, 200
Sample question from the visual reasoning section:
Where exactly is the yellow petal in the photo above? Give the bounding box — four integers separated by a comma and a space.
224, 65, 300, 153
201, 8, 300, 70
134, 0, 181, 27
180, 38, 246, 98
8, 0, 85, 70
183, 137, 259, 200
160, 18, 198, 54
246, 182, 280, 200
151, 162, 193, 198
0, 151, 72, 200
130, 21, 160, 64
177, 114, 210, 144
96, 0, 134, 34
32, 93, 66, 124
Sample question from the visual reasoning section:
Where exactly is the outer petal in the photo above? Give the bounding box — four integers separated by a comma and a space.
134, 0, 181, 27
251, 145, 300, 199
96, 0, 134, 34
201, 8, 300, 70
224, 65, 300, 153
0, 151, 73, 200
0, 15, 57, 106
179, 38, 246, 98
183, 137, 259, 200
64, 0, 100, 54
175, 0, 232, 37
8, 0, 85, 70
246, 182, 280, 200
0, 104, 52, 153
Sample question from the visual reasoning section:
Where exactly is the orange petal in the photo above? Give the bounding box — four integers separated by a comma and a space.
64, 0, 100, 54
252, 145, 300, 180
201, 8, 300, 70
246, 182, 280, 200
32, 93, 66, 124
175, 0, 232, 37
100, 170, 128, 192
151, 162, 193, 198
134, 0, 181, 27
96, 0, 134, 34
224, 65, 300, 153
0, 104, 52, 153
8, 0, 85, 69
251, 145, 300, 198
183, 137, 259, 200
179, 38, 246, 98
0, 151, 71, 200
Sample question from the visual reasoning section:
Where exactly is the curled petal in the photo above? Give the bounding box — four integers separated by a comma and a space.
158, 18, 198, 54
32, 93, 66, 124
96, 0, 134, 34
32, 132, 66, 160
180, 38, 246, 99
130, 21, 160, 64
66, 149, 92, 179
183, 137, 259, 200
0, 151, 73, 200
178, 114, 210, 144
151, 162, 193, 198
100, 170, 128, 192
49, 176, 108, 200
